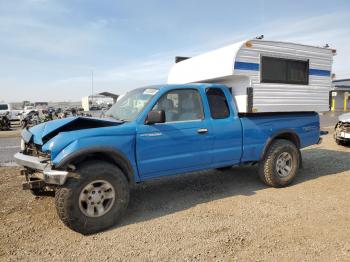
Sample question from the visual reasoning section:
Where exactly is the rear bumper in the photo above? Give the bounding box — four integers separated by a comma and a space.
14, 152, 68, 185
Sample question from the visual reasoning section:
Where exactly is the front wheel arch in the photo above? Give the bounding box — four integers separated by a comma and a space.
55, 147, 135, 184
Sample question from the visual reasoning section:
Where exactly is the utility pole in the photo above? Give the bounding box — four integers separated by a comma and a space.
91, 71, 94, 108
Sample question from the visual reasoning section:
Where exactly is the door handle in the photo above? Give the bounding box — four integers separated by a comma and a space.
197, 128, 208, 134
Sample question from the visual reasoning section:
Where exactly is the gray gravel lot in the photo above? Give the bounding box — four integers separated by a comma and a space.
320, 111, 342, 127
0, 137, 20, 165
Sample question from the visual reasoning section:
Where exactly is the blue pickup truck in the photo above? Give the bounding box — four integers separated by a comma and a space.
14, 84, 321, 234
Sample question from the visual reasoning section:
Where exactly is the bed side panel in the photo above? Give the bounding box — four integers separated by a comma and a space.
240, 112, 320, 162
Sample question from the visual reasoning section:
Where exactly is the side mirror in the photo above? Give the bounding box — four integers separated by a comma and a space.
145, 110, 165, 125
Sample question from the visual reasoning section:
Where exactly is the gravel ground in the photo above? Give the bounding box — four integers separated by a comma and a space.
0, 129, 21, 139
0, 132, 350, 261
0, 137, 20, 165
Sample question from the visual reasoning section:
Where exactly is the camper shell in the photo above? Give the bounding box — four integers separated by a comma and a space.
168, 39, 335, 113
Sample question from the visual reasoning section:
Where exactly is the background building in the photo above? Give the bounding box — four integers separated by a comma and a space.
81, 92, 119, 111
331, 79, 350, 111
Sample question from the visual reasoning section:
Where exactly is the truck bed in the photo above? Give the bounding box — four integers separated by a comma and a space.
239, 111, 320, 162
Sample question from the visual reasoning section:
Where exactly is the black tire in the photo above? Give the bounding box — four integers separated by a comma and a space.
259, 139, 300, 188
55, 161, 129, 235
335, 138, 343, 146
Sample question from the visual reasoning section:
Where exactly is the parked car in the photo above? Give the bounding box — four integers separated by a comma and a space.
0, 111, 11, 130
14, 84, 322, 234
0, 103, 9, 114
334, 112, 350, 145
0, 103, 22, 121
21, 110, 41, 128
22, 105, 37, 117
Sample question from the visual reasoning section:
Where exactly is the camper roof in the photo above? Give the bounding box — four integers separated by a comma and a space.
168, 39, 334, 84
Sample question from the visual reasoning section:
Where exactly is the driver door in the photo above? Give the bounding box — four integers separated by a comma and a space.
136, 89, 213, 180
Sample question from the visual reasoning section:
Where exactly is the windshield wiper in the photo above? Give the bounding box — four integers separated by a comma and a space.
106, 115, 127, 122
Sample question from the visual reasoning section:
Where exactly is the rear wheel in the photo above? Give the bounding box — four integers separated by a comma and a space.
55, 161, 129, 234
259, 139, 300, 187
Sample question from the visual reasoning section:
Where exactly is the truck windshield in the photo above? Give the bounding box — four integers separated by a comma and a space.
105, 88, 159, 121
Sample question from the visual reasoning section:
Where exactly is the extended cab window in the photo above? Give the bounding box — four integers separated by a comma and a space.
206, 88, 230, 119
261, 56, 309, 85
153, 89, 204, 122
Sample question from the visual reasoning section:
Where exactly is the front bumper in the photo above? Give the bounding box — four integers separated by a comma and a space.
14, 152, 68, 185
336, 131, 350, 139
335, 121, 350, 141
335, 131, 350, 141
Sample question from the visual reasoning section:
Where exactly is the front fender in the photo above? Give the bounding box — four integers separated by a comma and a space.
52, 136, 140, 183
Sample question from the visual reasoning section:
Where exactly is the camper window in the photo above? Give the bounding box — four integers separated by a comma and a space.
261, 56, 309, 85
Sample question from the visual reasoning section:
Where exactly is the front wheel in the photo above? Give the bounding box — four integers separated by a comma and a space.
55, 161, 129, 234
259, 139, 300, 188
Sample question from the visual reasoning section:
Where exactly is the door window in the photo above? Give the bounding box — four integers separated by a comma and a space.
153, 89, 204, 122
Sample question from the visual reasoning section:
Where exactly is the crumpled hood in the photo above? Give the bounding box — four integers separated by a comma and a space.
339, 113, 350, 123
29, 117, 122, 145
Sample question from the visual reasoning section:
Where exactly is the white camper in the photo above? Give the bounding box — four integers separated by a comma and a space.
168, 39, 335, 113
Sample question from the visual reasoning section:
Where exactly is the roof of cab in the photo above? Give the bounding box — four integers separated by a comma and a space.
155, 83, 227, 90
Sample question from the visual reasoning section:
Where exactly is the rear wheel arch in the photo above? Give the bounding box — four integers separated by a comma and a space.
56, 147, 135, 184
261, 130, 301, 161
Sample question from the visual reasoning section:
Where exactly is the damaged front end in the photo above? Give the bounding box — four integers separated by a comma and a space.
14, 116, 122, 191
15, 128, 69, 191
334, 120, 350, 143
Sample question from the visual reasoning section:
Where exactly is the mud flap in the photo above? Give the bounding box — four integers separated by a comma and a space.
298, 150, 303, 169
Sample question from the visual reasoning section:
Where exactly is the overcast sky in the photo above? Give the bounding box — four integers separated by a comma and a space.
0, 0, 349, 102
